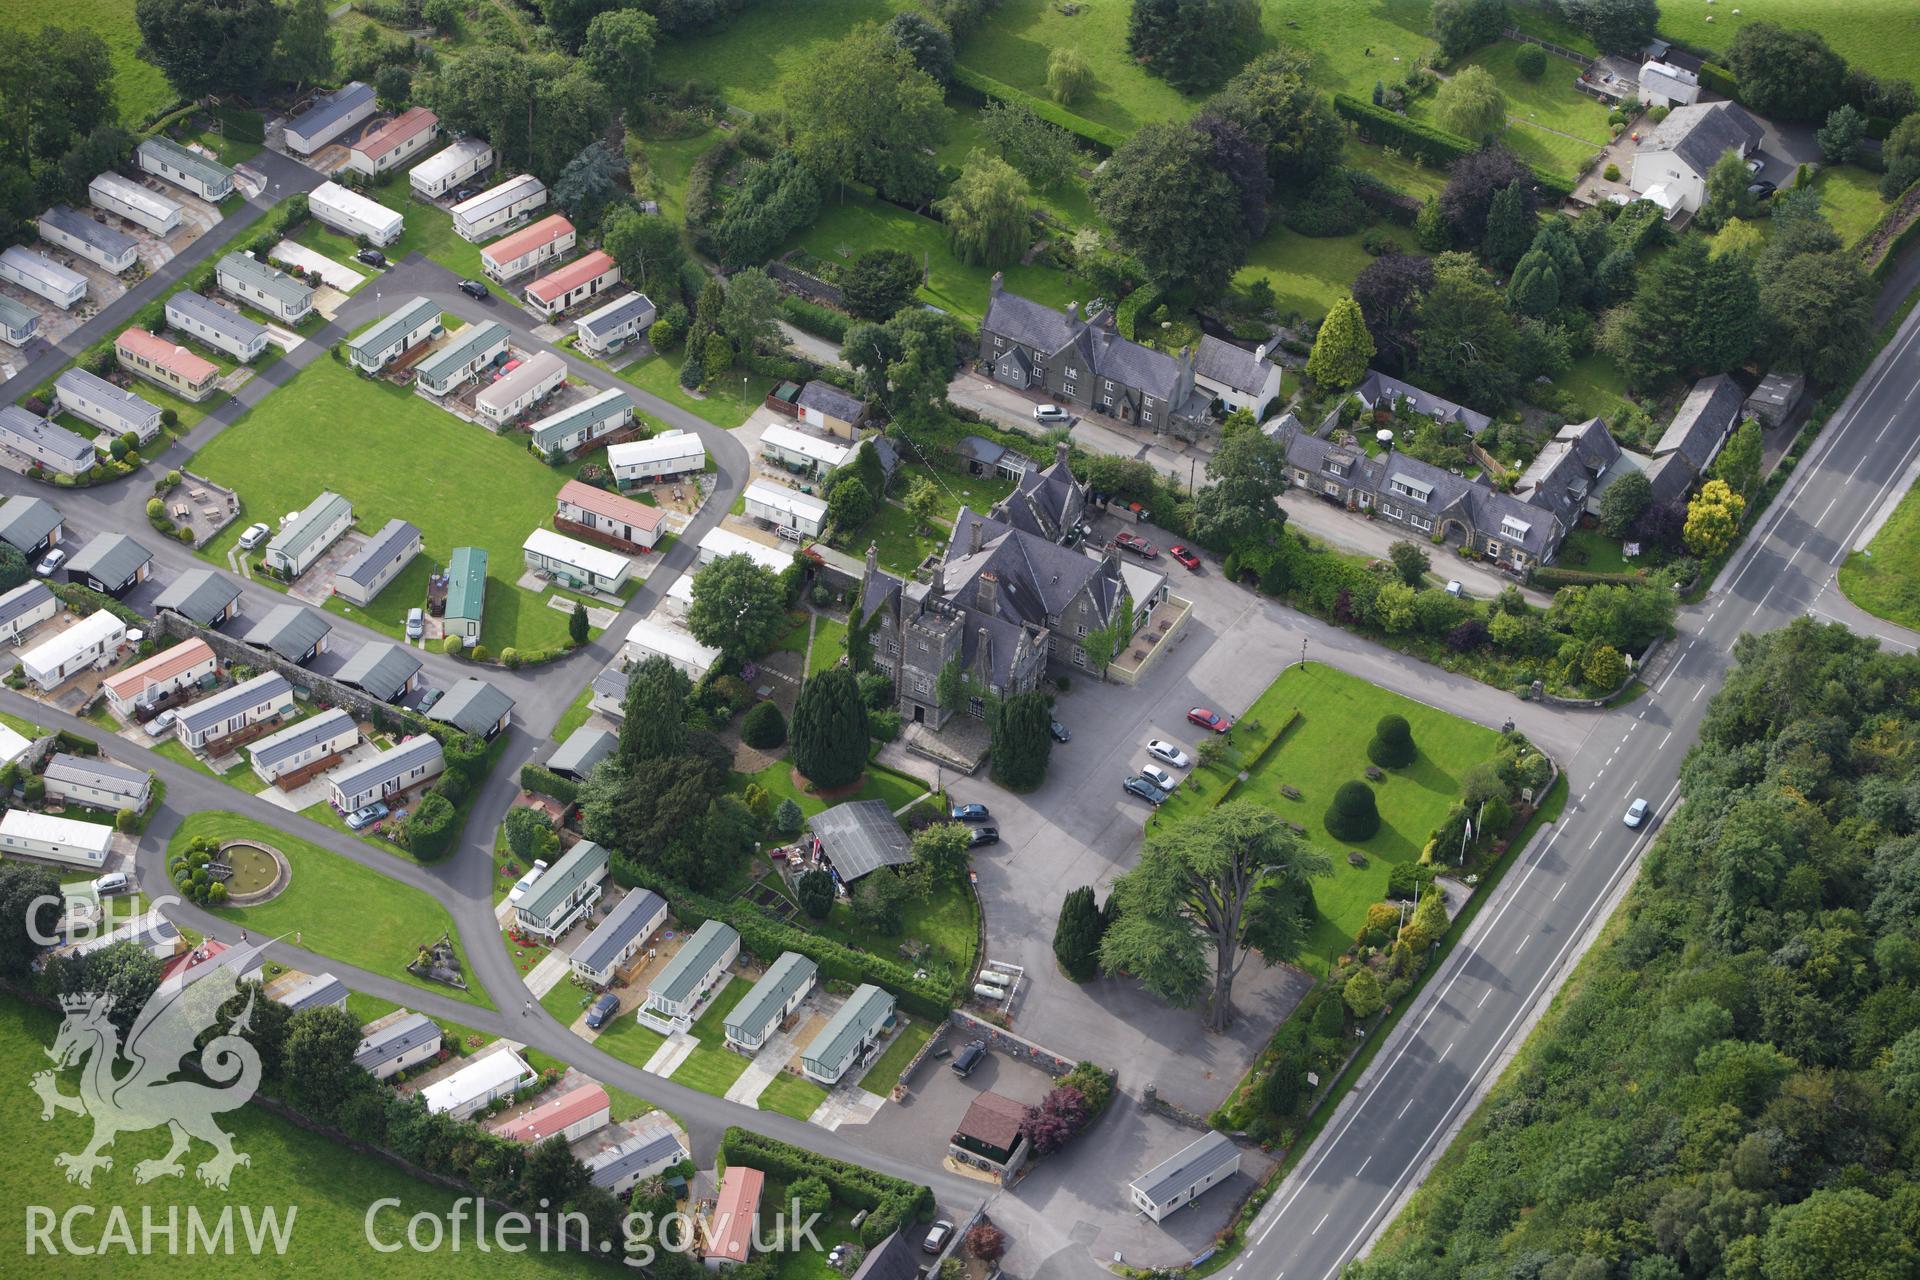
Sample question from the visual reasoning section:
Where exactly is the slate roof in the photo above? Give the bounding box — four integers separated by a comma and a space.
287, 82, 373, 141
0, 580, 54, 630
428, 677, 514, 735
943, 507, 1120, 632
576, 291, 655, 342
1513, 418, 1622, 525
353, 1011, 439, 1072
848, 1231, 924, 1280
1193, 334, 1276, 395
1642, 101, 1764, 176
1655, 374, 1744, 472
1133, 1131, 1240, 1206
994, 449, 1082, 542
0, 496, 61, 553
67, 533, 152, 587
812, 799, 913, 881
981, 286, 1081, 354
1354, 370, 1493, 435
571, 887, 666, 976
244, 604, 332, 660
333, 642, 422, 701
549, 724, 617, 779
585, 1125, 686, 1191
795, 380, 867, 423
1644, 451, 1695, 511
250, 708, 356, 772
154, 569, 240, 624
335, 517, 420, 591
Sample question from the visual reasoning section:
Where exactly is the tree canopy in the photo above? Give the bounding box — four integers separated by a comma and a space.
790, 666, 868, 790
1125, 0, 1262, 93
786, 20, 949, 204
935, 151, 1033, 267
136, 0, 283, 99
687, 553, 787, 658
1092, 121, 1250, 298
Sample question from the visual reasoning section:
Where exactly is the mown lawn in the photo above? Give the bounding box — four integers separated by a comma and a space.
1655, 0, 1920, 85
1558, 527, 1634, 575
653, 0, 907, 114
151, 736, 271, 793
550, 685, 597, 743
1561, 350, 1634, 420
838, 502, 948, 577
806, 618, 849, 678
633, 128, 722, 223
359, 181, 520, 303
167, 811, 492, 1008
671, 979, 754, 1095
756, 1070, 829, 1121
1157, 662, 1501, 970
1412, 39, 1613, 150
1841, 477, 1920, 629
818, 876, 979, 991
1236, 220, 1419, 321
620, 347, 778, 429
729, 757, 929, 820
593, 1008, 669, 1069
189, 356, 581, 654
1814, 165, 1887, 248
1344, 139, 1449, 201
858, 1019, 932, 1095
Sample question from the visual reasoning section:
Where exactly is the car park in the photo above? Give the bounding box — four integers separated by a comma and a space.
458, 279, 489, 300
1124, 774, 1169, 805
922, 1221, 955, 1254
34, 548, 65, 577
1170, 544, 1200, 570
508, 858, 550, 903
345, 802, 389, 830
951, 1040, 988, 1077
406, 607, 424, 639
950, 802, 990, 822
237, 522, 270, 550
1625, 798, 1650, 828
968, 826, 1000, 848
1146, 739, 1190, 768
1188, 707, 1233, 733
1049, 720, 1071, 743
1033, 403, 1070, 423
585, 993, 621, 1030
142, 709, 177, 738
1139, 763, 1177, 792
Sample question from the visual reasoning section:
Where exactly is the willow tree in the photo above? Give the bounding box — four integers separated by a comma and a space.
934, 150, 1033, 266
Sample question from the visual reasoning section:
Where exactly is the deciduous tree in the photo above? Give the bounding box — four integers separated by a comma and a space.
912, 822, 972, 882
1193, 427, 1288, 551
1126, 0, 1261, 93
1092, 120, 1249, 297
600, 205, 685, 296
688, 553, 786, 658
582, 8, 656, 101
136, 0, 283, 99
1434, 64, 1508, 144
1759, 250, 1872, 383
1727, 21, 1848, 122
1683, 479, 1745, 558
282, 1005, 363, 1124
1047, 46, 1094, 105
274, 0, 333, 94
786, 21, 948, 204
1598, 468, 1651, 537
934, 151, 1032, 267
1429, 0, 1507, 57
975, 99, 1081, 190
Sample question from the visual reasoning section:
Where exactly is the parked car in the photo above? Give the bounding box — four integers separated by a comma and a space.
1049, 720, 1071, 743
34, 548, 65, 577
418, 687, 444, 712
1146, 739, 1190, 768
1170, 544, 1201, 570
406, 607, 424, 640
950, 802, 990, 823
1124, 774, 1169, 806
1114, 530, 1158, 559
457, 279, 489, 300
1745, 156, 1764, 175
1444, 580, 1464, 597
1139, 763, 1177, 793
237, 522, 270, 550
92, 872, 129, 896
585, 993, 621, 1030
142, 709, 177, 738
355, 248, 387, 268
1624, 797, 1650, 829
1033, 403, 1071, 423
508, 858, 550, 904
950, 1041, 988, 1077
1187, 707, 1233, 734
922, 1221, 956, 1255
345, 802, 389, 831
968, 825, 1000, 848
1747, 179, 1776, 200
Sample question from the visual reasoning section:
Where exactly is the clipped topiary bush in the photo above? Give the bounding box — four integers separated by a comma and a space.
1325, 780, 1381, 841
741, 700, 787, 750
1367, 714, 1416, 768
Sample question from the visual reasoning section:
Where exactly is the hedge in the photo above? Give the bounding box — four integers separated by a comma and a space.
950, 65, 1125, 155
1697, 62, 1738, 99
608, 854, 957, 1018
1531, 565, 1651, 588
519, 763, 580, 805
1333, 94, 1573, 198
1347, 169, 1421, 225
1113, 286, 1164, 342
1860, 177, 1920, 278
780, 295, 851, 343
716, 1128, 933, 1246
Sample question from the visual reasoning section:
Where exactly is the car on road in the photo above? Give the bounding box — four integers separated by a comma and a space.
93, 872, 129, 896
1139, 763, 1177, 792
1187, 707, 1233, 734
585, 993, 621, 1030
950, 802, 990, 822
406, 607, 424, 640
418, 687, 444, 712
237, 522, 270, 550
951, 1040, 988, 1077
1049, 720, 1071, 743
1032, 403, 1071, 423
967, 826, 1000, 848
508, 858, 550, 904
34, 548, 65, 577
1624, 797, 1651, 829
355, 249, 387, 268
922, 1221, 955, 1255
345, 801, 389, 831
1113, 530, 1159, 559
1170, 544, 1201, 570
1124, 774, 1169, 806
142, 709, 177, 738
1146, 739, 1190, 768
457, 279, 489, 300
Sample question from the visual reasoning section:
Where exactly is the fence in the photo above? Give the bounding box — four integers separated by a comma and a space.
1500, 26, 1594, 67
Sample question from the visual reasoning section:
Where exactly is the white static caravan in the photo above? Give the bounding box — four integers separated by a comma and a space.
0, 294, 38, 347
450, 174, 547, 242
0, 810, 115, 869
608, 429, 705, 486
38, 206, 139, 274
0, 246, 87, 310
345, 295, 442, 374
474, 350, 566, 427
165, 291, 270, 363
742, 481, 829, 540
529, 387, 633, 458
409, 137, 493, 201
55, 368, 164, 444
217, 252, 314, 324
479, 214, 575, 283
412, 321, 508, 397
623, 618, 720, 682
523, 527, 633, 594
1129, 1131, 1242, 1222
524, 250, 619, 320
347, 107, 438, 177
420, 1048, 535, 1120
354, 1011, 442, 1081
17, 611, 127, 692
283, 82, 376, 156
0, 406, 93, 477
137, 136, 235, 202
308, 181, 405, 248
574, 291, 656, 358
696, 526, 792, 575
88, 172, 182, 236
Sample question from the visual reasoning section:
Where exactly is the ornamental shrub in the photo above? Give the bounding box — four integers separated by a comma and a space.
741, 700, 787, 749
1367, 713, 1416, 768
1326, 780, 1381, 841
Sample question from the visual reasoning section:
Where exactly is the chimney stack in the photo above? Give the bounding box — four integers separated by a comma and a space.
1054, 440, 1071, 472
1066, 300, 1079, 323
989, 270, 1004, 295
976, 572, 998, 614
864, 543, 878, 577
968, 516, 985, 556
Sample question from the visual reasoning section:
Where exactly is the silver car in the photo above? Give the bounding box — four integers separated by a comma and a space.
1146, 739, 1190, 769
1624, 798, 1650, 828
1139, 763, 1177, 793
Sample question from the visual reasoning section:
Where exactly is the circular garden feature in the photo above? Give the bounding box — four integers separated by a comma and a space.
1367, 714, 1416, 769
169, 834, 290, 907
1325, 780, 1382, 842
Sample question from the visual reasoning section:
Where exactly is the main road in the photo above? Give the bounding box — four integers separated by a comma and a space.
1226, 295, 1920, 1280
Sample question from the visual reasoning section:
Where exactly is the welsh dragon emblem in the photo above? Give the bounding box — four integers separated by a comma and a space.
32, 940, 268, 1189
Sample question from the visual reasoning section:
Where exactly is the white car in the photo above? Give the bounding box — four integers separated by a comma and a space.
1033, 403, 1071, 423
93, 872, 129, 896
507, 858, 550, 904
237, 522, 271, 550
1624, 798, 1650, 829
142, 709, 177, 738
35, 548, 65, 577
1146, 739, 1191, 769
1139, 763, 1177, 793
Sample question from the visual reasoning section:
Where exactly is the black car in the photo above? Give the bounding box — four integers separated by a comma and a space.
967, 826, 999, 848
1747, 179, 1777, 200
457, 279, 489, 300
1049, 720, 1071, 743
950, 802, 990, 822
951, 1039, 988, 1077
584, 993, 621, 1030
1124, 774, 1169, 806
355, 248, 387, 268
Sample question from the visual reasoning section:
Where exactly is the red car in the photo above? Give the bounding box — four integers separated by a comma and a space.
1114, 531, 1159, 559
1170, 545, 1200, 571
1188, 707, 1233, 734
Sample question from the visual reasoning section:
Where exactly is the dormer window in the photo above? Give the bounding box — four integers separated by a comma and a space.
1500, 516, 1532, 540
1388, 475, 1433, 504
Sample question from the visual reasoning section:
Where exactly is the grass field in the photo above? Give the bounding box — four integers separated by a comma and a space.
0, 996, 604, 1276
0, 0, 175, 125
838, 502, 949, 578
1344, 139, 1449, 201
819, 877, 979, 992
806, 618, 849, 678
756, 1070, 829, 1120
151, 737, 272, 793
592, 1007, 669, 1070
167, 811, 492, 1007
1840, 478, 1920, 628
188, 356, 581, 653
1558, 527, 1635, 575
1407, 39, 1612, 170
1652, 0, 1920, 85
1157, 662, 1501, 970
1236, 221, 1419, 321
619, 347, 777, 429
858, 1019, 932, 1095
1561, 350, 1634, 420
550, 685, 597, 743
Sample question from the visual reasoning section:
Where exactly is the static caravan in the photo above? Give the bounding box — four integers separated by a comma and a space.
494, 1084, 611, 1145
345, 295, 441, 374
38, 206, 139, 274
354, 1011, 441, 1081
569, 887, 667, 986
347, 107, 438, 176
523, 527, 633, 593
412, 321, 508, 396
0, 580, 57, 645
137, 136, 235, 201
56, 368, 165, 444
284, 82, 376, 156
529, 387, 633, 458
42, 753, 153, 814
0, 294, 38, 347
264, 490, 353, 578
479, 213, 574, 282
638, 919, 740, 1034
441, 546, 487, 646
1129, 1131, 1242, 1222
173, 671, 296, 751
308, 181, 404, 247
420, 1048, 535, 1120
474, 350, 566, 427
555, 478, 665, 552
801, 984, 895, 1085
696, 526, 792, 574
724, 952, 818, 1054
609, 429, 705, 486
165, 291, 269, 362
265, 971, 349, 1014
514, 838, 610, 941
574, 291, 656, 358
705, 1166, 764, 1269
585, 1126, 688, 1197
18, 611, 126, 692
0, 406, 94, 477
327, 734, 444, 812
450, 174, 547, 242
217, 252, 314, 323
0, 810, 115, 869
0, 246, 87, 309
88, 172, 181, 236
249, 708, 359, 787
409, 136, 492, 200
101, 636, 217, 715
64, 532, 153, 598
742, 481, 829, 540
524, 250, 619, 320
623, 618, 720, 682
760, 423, 853, 476
116, 328, 220, 403
332, 517, 421, 605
